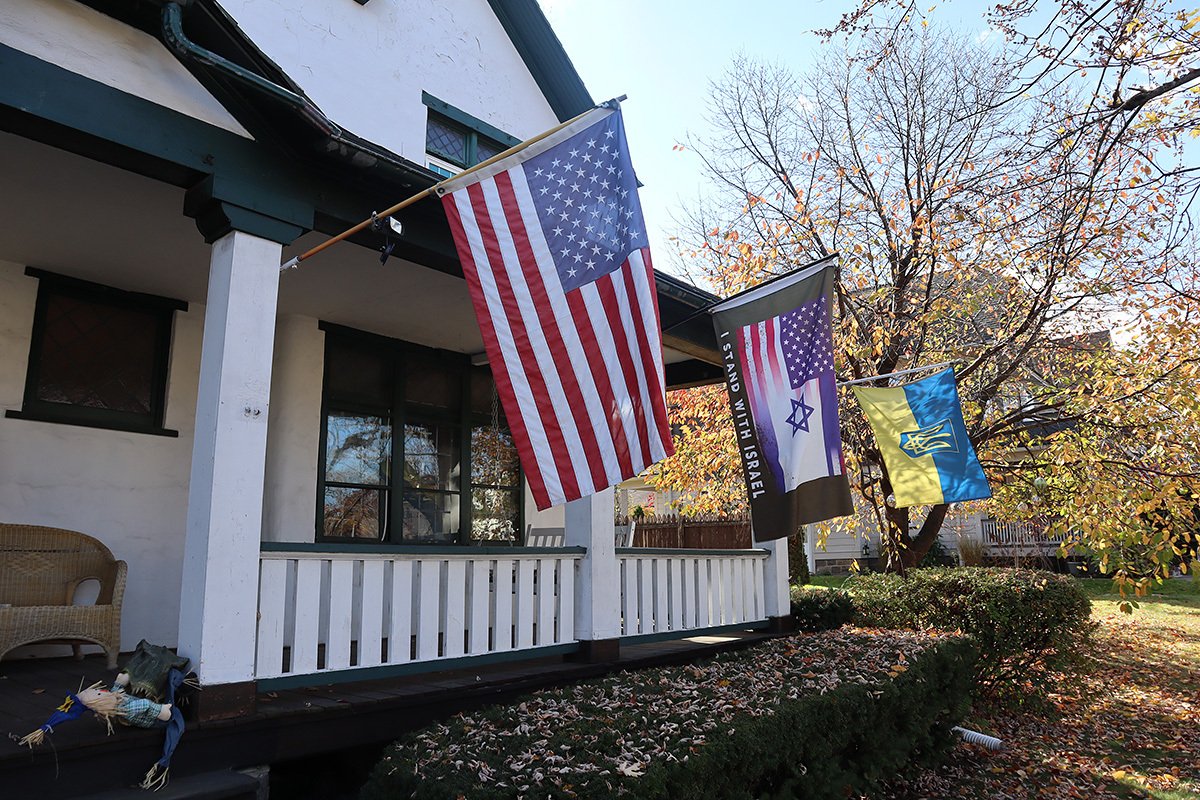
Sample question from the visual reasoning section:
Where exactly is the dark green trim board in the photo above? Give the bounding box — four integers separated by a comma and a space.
422, 92, 522, 149
486, 0, 594, 121
0, 44, 431, 259
23, 267, 188, 313
256, 643, 581, 690
260, 542, 585, 556
619, 621, 772, 645
616, 547, 769, 558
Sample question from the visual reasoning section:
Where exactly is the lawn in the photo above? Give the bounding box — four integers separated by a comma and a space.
867, 575, 1200, 799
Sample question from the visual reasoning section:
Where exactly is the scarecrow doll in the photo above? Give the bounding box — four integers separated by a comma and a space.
18, 641, 197, 791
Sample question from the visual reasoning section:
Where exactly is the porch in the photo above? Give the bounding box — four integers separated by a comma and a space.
251, 542, 778, 688
0, 629, 777, 799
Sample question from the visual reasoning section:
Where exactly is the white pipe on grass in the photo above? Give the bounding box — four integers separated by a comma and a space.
953, 726, 1003, 750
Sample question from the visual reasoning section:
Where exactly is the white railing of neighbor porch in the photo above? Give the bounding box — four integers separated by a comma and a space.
255, 548, 583, 681
616, 549, 770, 637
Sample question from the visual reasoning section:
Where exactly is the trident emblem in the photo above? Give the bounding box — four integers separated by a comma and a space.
899, 419, 958, 458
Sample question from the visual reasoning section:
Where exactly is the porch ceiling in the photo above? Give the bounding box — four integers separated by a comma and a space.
0, 131, 707, 365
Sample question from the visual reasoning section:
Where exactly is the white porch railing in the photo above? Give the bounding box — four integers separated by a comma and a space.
981, 518, 1064, 548
255, 546, 583, 682
616, 548, 770, 637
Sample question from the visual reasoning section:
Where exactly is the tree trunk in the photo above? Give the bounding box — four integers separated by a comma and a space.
902, 504, 951, 568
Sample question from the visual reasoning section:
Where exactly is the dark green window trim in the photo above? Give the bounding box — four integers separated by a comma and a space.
5, 268, 185, 438
422, 92, 521, 174
421, 92, 522, 151
316, 322, 524, 547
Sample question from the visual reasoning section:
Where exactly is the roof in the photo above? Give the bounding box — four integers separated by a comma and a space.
56, 0, 724, 381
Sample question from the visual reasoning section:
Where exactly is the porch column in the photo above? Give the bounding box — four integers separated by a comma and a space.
564, 487, 621, 661
177, 231, 281, 716
761, 537, 793, 633
805, 524, 817, 575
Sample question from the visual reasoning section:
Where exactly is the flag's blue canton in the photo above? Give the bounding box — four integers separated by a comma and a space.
779, 296, 834, 389
522, 112, 647, 294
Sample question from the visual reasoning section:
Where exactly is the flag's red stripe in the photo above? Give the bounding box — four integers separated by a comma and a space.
594, 272, 654, 470
564, 290, 635, 479
466, 181, 580, 503
739, 322, 766, 422
441, 192, 550, 509
621, 252, 671, 456
636, 248, 674, 457
493, 172, 609, 495
764, 315, 783, 393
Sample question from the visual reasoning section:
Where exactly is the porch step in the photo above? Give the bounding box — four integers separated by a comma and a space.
72, 769, 262, 800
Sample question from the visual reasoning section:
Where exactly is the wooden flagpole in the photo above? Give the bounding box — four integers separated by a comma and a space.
279, 97, 625, 272
660, 253, 840, 334
836, 360, 958, 389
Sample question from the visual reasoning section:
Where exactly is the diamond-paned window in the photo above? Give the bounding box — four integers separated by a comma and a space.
425, 110, 509, 172
9, 269, 182, 436
425, 115, 469, 166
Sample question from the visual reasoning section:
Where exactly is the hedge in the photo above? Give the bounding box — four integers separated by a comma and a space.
789, 585, 854, 632
361, 630, 975, 800
848, 567, 1092, 701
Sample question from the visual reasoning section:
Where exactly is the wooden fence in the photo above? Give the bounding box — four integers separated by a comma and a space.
618, 514, 753, 549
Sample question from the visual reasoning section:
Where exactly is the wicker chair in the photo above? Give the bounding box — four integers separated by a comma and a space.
0, 524, 126, 669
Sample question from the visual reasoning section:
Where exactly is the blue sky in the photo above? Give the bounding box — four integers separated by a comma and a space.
539, 2, 1000, 281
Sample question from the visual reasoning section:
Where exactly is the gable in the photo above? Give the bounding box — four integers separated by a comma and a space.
216, 0, 575, 166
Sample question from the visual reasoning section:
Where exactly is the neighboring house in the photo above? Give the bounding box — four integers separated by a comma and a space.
0, 0, 790, 722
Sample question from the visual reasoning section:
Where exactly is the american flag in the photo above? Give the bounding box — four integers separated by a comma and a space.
779, 298, 835, 389
438, 105, 673, 510
738, 294, 843, 492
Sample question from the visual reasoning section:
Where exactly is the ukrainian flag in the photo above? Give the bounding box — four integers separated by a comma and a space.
851, 368, 991, 508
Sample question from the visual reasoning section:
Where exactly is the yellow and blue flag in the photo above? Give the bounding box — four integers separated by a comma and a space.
851, 368, 991, 508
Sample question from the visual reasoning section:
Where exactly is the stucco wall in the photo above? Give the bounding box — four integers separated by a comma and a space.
219, 0, 562, 161
0, 259, 202, 653
262, 315, 324, 543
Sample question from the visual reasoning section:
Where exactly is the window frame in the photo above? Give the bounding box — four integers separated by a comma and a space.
316, 323, 523, 547
421, 91, 521, 173
5, 267, 185, 437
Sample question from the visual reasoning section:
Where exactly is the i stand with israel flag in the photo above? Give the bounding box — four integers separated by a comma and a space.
710, 256, 854, 541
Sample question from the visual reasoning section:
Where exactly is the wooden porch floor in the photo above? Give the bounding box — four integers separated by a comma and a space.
1, 630, 774, 798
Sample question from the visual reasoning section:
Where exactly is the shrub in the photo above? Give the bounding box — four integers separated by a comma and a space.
788, 535, 811, 584
789, 585, 854, 631
361, 631, 975, 800
848, 567, 1092, 703
918, 536, 954, 567
957, 537, 985, 567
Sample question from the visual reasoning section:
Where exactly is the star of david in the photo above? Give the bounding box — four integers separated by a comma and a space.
786, 393, 815, 435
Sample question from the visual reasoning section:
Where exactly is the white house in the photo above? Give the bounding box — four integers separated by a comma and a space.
0, 0, 790, 720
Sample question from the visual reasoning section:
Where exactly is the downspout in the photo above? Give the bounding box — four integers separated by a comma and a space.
160, 1, 338, 136
160, 1, 436, 187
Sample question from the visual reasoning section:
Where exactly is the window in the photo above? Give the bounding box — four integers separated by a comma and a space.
421, 92, 521, 179
6, 268, 184, 436
318, 326, 521, 545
